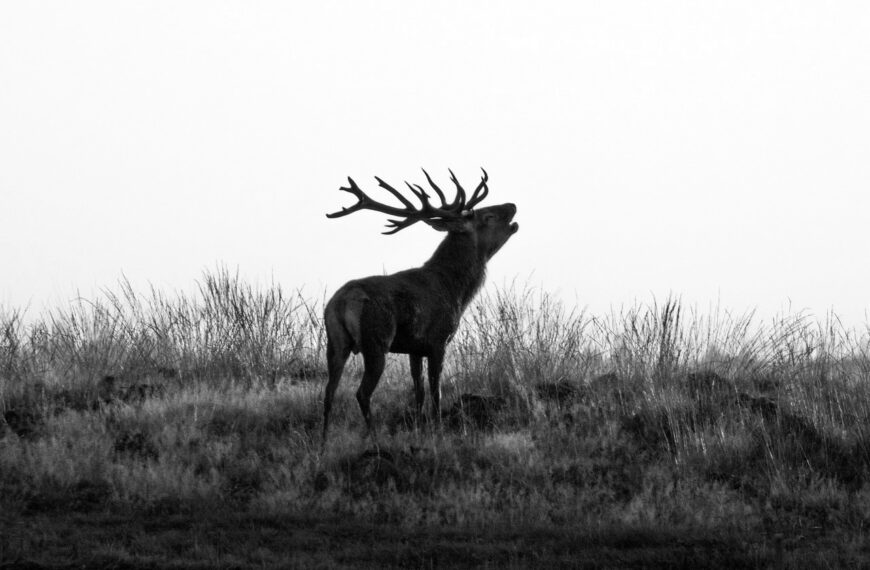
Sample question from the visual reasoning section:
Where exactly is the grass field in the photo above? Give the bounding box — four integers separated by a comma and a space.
2, 269, 870, 568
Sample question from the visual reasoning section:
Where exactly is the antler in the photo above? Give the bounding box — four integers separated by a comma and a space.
326, 168, 490, 235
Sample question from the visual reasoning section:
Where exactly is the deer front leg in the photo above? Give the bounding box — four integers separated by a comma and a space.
427, 350, 445, 425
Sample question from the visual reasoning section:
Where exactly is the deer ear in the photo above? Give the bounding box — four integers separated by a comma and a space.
425, 217, 473, 233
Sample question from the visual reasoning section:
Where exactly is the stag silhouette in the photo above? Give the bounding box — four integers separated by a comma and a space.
322, 169, 519, 440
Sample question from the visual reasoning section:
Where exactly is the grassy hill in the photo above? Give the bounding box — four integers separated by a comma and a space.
2, 269, 869, 568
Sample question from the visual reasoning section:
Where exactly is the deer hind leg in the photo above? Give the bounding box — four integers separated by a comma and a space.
357, 350, 386, 432
323, 336, 351, 442
355, 303, 394, 433
323, 298, 357, 443
410, 355, 425, 416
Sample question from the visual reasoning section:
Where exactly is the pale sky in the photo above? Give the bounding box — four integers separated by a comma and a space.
2, 2, 869, 326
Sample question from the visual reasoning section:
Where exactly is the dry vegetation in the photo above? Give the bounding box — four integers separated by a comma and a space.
2, 268, 870, 568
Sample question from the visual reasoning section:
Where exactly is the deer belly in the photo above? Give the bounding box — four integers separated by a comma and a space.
388, 325, 433, 355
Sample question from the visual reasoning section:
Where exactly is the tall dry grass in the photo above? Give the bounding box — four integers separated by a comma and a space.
2, 270, 870, 566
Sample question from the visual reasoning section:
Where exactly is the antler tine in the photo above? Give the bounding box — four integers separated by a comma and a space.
405, 181, 431, 206
325, 177, 369, 218
421, 168, 449, 207
382, 217, 420, 235
464, 167, 489, 210
447, 169, 467, 210
375, 177, 417, 210
413, 184, 431, 201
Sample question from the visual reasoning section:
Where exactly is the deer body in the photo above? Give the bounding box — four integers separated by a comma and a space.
322, 170, 518, 440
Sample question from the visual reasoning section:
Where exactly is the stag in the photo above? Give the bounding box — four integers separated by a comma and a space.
322, 168, 519, 440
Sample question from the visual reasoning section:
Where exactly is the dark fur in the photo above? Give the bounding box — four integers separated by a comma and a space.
323, 203, 518, 440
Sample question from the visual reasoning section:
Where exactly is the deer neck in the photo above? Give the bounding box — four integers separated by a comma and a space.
422, 231, 487, 309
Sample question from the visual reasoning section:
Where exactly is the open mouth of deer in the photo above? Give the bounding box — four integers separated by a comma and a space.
507, 207, 519, 234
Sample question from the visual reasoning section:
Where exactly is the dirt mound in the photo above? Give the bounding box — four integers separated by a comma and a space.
446, 393, 507, 431
1, 408, 43, 438
99, 375, 166, 404
534, 381, 583, 405
341, 448, 412, 496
